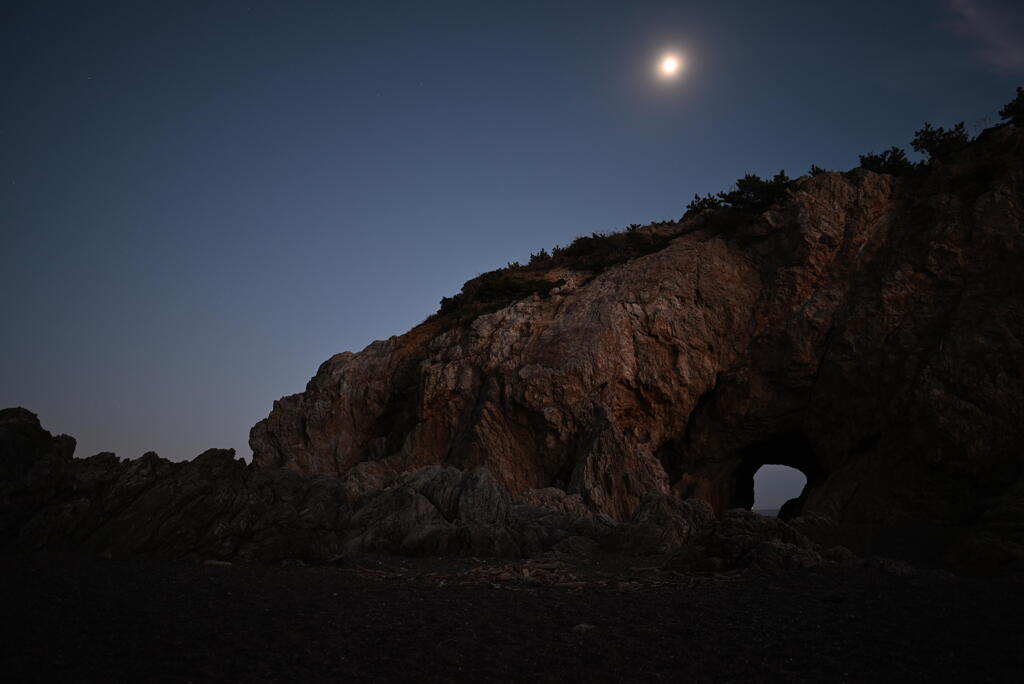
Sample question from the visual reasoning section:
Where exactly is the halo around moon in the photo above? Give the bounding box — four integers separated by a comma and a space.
658, 52, 685, 79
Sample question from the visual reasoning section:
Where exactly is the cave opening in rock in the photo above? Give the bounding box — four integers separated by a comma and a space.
730, 432, 823, 520
753, 465, 807, 517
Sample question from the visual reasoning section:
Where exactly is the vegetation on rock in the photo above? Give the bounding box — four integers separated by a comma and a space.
432, 87, 1023, 328
433, 224, 676, 319
999, 86, 1024, 126
683, 170, 793, 220
859, 146, 915, 175
911, 121, 970, 162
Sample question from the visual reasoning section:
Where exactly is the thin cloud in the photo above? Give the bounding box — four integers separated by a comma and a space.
949, 0, 1024, 72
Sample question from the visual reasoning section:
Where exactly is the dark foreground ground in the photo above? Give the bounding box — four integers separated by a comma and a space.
1, 551, 1021, 683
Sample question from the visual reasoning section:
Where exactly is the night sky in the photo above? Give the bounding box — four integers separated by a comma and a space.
3, 1, 1022, 507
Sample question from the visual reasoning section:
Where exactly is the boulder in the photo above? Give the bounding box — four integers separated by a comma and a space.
668, 510, 825, 571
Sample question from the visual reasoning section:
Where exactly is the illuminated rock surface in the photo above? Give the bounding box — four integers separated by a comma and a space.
3, 126, 1023, 572
252, 126, 1024, 570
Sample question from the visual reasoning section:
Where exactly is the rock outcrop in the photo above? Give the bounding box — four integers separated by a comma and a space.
250, 125, 1024, 571
3, 126, 1022, 573
1, 408, 707, 562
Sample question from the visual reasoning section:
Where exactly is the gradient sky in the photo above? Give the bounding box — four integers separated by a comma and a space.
3, 1, 1022, 508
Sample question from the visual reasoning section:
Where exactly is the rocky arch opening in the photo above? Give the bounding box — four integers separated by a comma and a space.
729, 432, 824, 521
753, 465, 806, 516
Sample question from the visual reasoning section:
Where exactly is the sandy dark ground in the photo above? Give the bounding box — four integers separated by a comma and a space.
1, 551, 1021, 683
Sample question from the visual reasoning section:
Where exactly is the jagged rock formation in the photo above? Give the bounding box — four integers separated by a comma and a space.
1, 408, 721, 562
251, 125, 1024, 571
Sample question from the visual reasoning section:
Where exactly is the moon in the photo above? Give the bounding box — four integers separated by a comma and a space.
659, 53, 684, 79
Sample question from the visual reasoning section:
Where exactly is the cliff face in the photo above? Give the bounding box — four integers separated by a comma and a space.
251, 126, 1024, 566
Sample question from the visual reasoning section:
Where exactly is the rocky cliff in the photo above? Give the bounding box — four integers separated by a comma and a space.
3, 126, 1022, 572
251, 124, 1024, 570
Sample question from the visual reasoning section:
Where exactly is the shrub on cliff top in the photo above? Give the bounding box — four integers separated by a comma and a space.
474, 270, 557, 303
716, 170, 793, 213
684, 169, 794, 222
553, 229, 673, 270
1000, 86, 1024, 126
911, 122, 970, 162
435, 271, 563, 319
528, 248, 550, 265
433, 226, 676, 320
859, 146, 915, 175
683, 193, 723, 218
683, 171, 793, 220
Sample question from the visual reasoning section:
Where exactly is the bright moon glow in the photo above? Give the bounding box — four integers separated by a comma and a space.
658, 53, 685, 79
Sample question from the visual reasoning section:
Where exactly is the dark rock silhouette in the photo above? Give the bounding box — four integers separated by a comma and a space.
667, 509, 858, 572
1, 408, 727, 563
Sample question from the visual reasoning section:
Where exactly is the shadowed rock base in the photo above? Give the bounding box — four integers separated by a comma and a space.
3, 408, 864, 571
